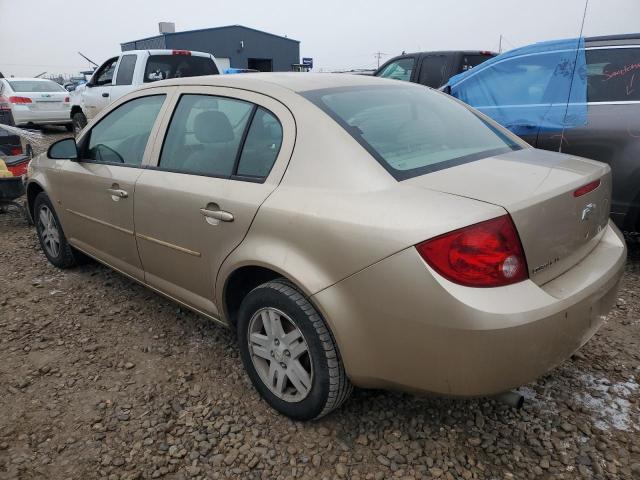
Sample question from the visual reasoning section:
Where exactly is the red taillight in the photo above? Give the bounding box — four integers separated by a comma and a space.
64, 96, 70, 103
10, 146, 22, 156
573, 179, 600, 197
9, 96, 32, 104
172, 49, 191, 56
416, 215, 528, 287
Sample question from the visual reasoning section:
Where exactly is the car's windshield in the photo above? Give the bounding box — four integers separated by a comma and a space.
8, 80, 67, 93
144, 55, 219, 83
303, 85, 524, 180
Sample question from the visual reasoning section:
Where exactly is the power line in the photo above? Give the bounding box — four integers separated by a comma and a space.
373, 51, 388, 69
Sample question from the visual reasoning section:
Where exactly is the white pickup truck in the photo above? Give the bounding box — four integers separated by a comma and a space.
70, 49, 220, 133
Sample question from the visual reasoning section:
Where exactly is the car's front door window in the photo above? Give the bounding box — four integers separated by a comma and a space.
377, 57, 415, 81
82, 95, 166, 166
94, 58, 118, 86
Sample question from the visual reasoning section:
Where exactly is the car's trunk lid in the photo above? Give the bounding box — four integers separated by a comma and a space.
406, 148, 611, 285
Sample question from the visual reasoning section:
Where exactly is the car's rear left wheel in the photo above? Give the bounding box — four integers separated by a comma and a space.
237, 278, 352, 420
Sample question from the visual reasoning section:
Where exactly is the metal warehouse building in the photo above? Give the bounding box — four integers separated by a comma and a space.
121, 25, 300, 72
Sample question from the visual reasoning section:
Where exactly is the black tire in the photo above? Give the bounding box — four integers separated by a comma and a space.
237, 279, 352, 420
34, 192, 78, 269
72, 111, 87, 135
65, 123, 74, 132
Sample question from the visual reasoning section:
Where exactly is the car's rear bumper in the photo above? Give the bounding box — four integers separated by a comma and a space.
12, 107, 71, 125
312, 221, 626, 396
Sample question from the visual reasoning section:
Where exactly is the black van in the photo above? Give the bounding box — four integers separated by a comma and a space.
374, 51, 496, 88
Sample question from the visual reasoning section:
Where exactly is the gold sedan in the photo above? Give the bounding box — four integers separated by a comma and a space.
26, 73, 626, 420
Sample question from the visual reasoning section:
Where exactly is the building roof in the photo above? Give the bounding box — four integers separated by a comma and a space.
121, 24, 300, 48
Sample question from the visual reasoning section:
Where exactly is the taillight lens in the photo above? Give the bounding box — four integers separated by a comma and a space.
10, 146, 23, 156
573, 179, 600, 197
172, 49, 191, 56
416, 215, 528, 287
9, 96, 32, 104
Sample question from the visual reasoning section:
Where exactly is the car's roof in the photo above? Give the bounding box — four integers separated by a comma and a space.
401, 50, 497, 57
585, 33, 640, 43
139, 72, 397, 94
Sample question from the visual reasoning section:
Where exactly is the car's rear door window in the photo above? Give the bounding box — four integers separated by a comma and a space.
417, 55, 449, 87
115, 54, 137, 86
236, 107, 283, 178
159, 94, 253, 177
586, 47, 640, 102
82, 95, 165, 166
144, 55, 219, 83
303, 85, 522, 180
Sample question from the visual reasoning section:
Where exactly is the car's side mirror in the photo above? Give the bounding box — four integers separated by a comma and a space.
48, 138, 78, 161
85, 82, 93, 88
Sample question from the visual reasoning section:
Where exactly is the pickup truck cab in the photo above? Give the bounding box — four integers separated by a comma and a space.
374, 50, 496, 88
70, 49, 220, 133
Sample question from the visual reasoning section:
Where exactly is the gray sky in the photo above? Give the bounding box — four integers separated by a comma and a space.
0, 0, 638, 77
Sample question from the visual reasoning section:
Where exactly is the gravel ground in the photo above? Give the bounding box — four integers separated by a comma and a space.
1, 130, 640, 479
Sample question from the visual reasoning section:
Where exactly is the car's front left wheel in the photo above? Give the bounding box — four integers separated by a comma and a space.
34, 192, 78, 269
237, 279, 352, 420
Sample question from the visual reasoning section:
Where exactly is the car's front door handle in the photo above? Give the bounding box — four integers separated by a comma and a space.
102, 92, 109, 98
200, 208, 234, 223
107, 188, 128, 199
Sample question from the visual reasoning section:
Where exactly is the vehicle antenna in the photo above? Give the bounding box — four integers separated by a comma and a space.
559, 0, 589, 153
78, 52, 99, 68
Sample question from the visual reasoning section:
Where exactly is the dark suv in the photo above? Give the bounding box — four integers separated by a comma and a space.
374, 51, 496, 88
445, 34, 640, 237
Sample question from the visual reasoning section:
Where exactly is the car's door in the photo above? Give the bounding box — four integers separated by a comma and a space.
51, 89, 172, 280
449, 50, 575, 146
84, 57, 118, 119
134, 86, 295, 317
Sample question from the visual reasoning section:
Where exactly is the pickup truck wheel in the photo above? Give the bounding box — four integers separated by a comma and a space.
34, 192, 78, 269
72, 112, 87, 135
237, 278, 352, 420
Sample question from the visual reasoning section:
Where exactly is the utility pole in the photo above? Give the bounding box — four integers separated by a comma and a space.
374, 51, 388, 69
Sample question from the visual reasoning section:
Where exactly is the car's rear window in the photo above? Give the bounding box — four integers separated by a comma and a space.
302, 85, 523, 180
8, 80, 66, 92
144, 55, 219, 83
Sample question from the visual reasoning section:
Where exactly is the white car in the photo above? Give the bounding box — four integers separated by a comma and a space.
0, 78, 72, 131
70, 49, 221, 133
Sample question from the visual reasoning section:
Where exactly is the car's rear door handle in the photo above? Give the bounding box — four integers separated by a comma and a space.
200, 208, 234, 223
102, 93, 109, 98
107, 188, 128, 199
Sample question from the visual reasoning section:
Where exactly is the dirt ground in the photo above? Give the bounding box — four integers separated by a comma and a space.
1, 129, 639, 479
